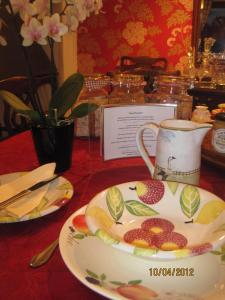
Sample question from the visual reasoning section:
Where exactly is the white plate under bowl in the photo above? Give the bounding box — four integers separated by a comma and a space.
0, 172, 73, 223
59, 205, 225, 300
85, 180, 225, 261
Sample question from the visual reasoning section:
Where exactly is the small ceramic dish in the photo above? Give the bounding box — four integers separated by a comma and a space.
85, 180, 225, 261
0, 172, 73, 223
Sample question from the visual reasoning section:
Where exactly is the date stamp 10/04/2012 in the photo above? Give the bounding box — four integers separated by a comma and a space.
149, 268, 195, 277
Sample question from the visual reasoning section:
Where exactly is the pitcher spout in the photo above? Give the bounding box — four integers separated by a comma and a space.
194, 123, 213, 146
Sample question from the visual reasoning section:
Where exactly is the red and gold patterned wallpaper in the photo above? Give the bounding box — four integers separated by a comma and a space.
77, 0, 193, 74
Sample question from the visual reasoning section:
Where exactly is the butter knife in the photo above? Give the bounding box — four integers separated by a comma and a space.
0, 174, 60, 210
30, 238, 59, 268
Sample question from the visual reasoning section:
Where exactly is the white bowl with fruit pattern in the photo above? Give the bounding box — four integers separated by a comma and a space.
85, 180, 225, 261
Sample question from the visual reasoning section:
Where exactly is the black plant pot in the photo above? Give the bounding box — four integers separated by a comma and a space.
31, 121, 74, 173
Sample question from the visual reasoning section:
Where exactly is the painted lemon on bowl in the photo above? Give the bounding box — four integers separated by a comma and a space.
85, 180, 225, 261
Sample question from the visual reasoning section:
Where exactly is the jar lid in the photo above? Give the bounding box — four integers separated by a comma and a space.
111, 73, 146, 86
215, 112, 225, 121
195, 105, 209, 110
155, 75, 191, 88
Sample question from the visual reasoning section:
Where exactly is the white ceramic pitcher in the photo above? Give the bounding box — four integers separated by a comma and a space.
136, 119, 212, 185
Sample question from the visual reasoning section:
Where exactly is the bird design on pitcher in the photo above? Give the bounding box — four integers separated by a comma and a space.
157, 156, 176, 180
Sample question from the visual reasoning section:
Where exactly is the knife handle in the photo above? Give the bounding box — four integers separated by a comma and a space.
29, 174, 60, 191
0, 190, 30, 210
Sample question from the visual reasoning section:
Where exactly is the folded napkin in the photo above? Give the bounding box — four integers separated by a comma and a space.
6, 185, 49, 218
0, 163, 56, 218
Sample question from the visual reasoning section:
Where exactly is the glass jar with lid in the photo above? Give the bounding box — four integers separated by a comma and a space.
191, 106, 212, 123
211, 53, 225, 89
148, 75, 193, 120
108, 74, 146, 104
76, 74, 110, 137
212, 112, 225, 155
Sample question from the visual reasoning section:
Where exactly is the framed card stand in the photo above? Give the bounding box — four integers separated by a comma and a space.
101, 103, 177, 161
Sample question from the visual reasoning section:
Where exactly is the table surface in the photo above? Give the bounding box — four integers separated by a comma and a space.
0, 131, 225, 300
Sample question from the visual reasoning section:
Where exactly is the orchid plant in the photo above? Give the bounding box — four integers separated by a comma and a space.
0, 0, 103, 126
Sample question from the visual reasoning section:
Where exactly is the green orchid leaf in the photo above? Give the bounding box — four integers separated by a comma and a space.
180, 185, 200, 218
0, 90, 31, 110
106, 186, 124, 221
0, 90, 41, 123
17, 110, 41, 124
125, 200, 159, 216
70, 103, 99, 119
49, 73, 84, 119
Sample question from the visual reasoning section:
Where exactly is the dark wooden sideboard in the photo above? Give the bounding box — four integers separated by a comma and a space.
188, 87, 225, 110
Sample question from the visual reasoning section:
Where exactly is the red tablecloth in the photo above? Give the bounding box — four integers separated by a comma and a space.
0, 131, 224, 300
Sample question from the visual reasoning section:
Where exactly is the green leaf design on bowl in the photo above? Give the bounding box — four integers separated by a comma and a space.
173, 249, 191, 259
36, 196, 49, 211
86, 269, 99, 279
74, 234, 85, 239
128, 280, 142, 285
214, 223, 225, 233
211, 245, 225, 262
180, 185, 200, 218
57, 182, 72, 190
133, 247, 158, 257
27, 197, 48, 219
28, 210, 41, 220
100, 273, 106, 281
125, 200, 159, 216
95, 229, 119, 245
195, 200, 225, 224
106, 186, 124, 221
167, 181, 179, 195
110, 281, 126, 286
0, 216, 18, 222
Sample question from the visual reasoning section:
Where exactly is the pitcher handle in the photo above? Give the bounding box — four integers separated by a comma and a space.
136, 123, 159, 178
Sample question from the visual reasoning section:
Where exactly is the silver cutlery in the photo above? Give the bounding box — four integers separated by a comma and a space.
0, 174, 60, 210
29, 173, 91, 268
29, 238, 59, 268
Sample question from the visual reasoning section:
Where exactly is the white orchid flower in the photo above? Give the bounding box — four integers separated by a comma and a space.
43, 13, 68, 42
33, 0, 49, 19
21, 17, 48, 46
93, 0, 103, 14
83, 0, 103, 15
75, 0, 90, 22
0, 18, 7, 45
64, 6, 79, 31
63, 0, 103, 30
0, 35, 7, 46
10, 0, 36, 20
84, 0, 95, 14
